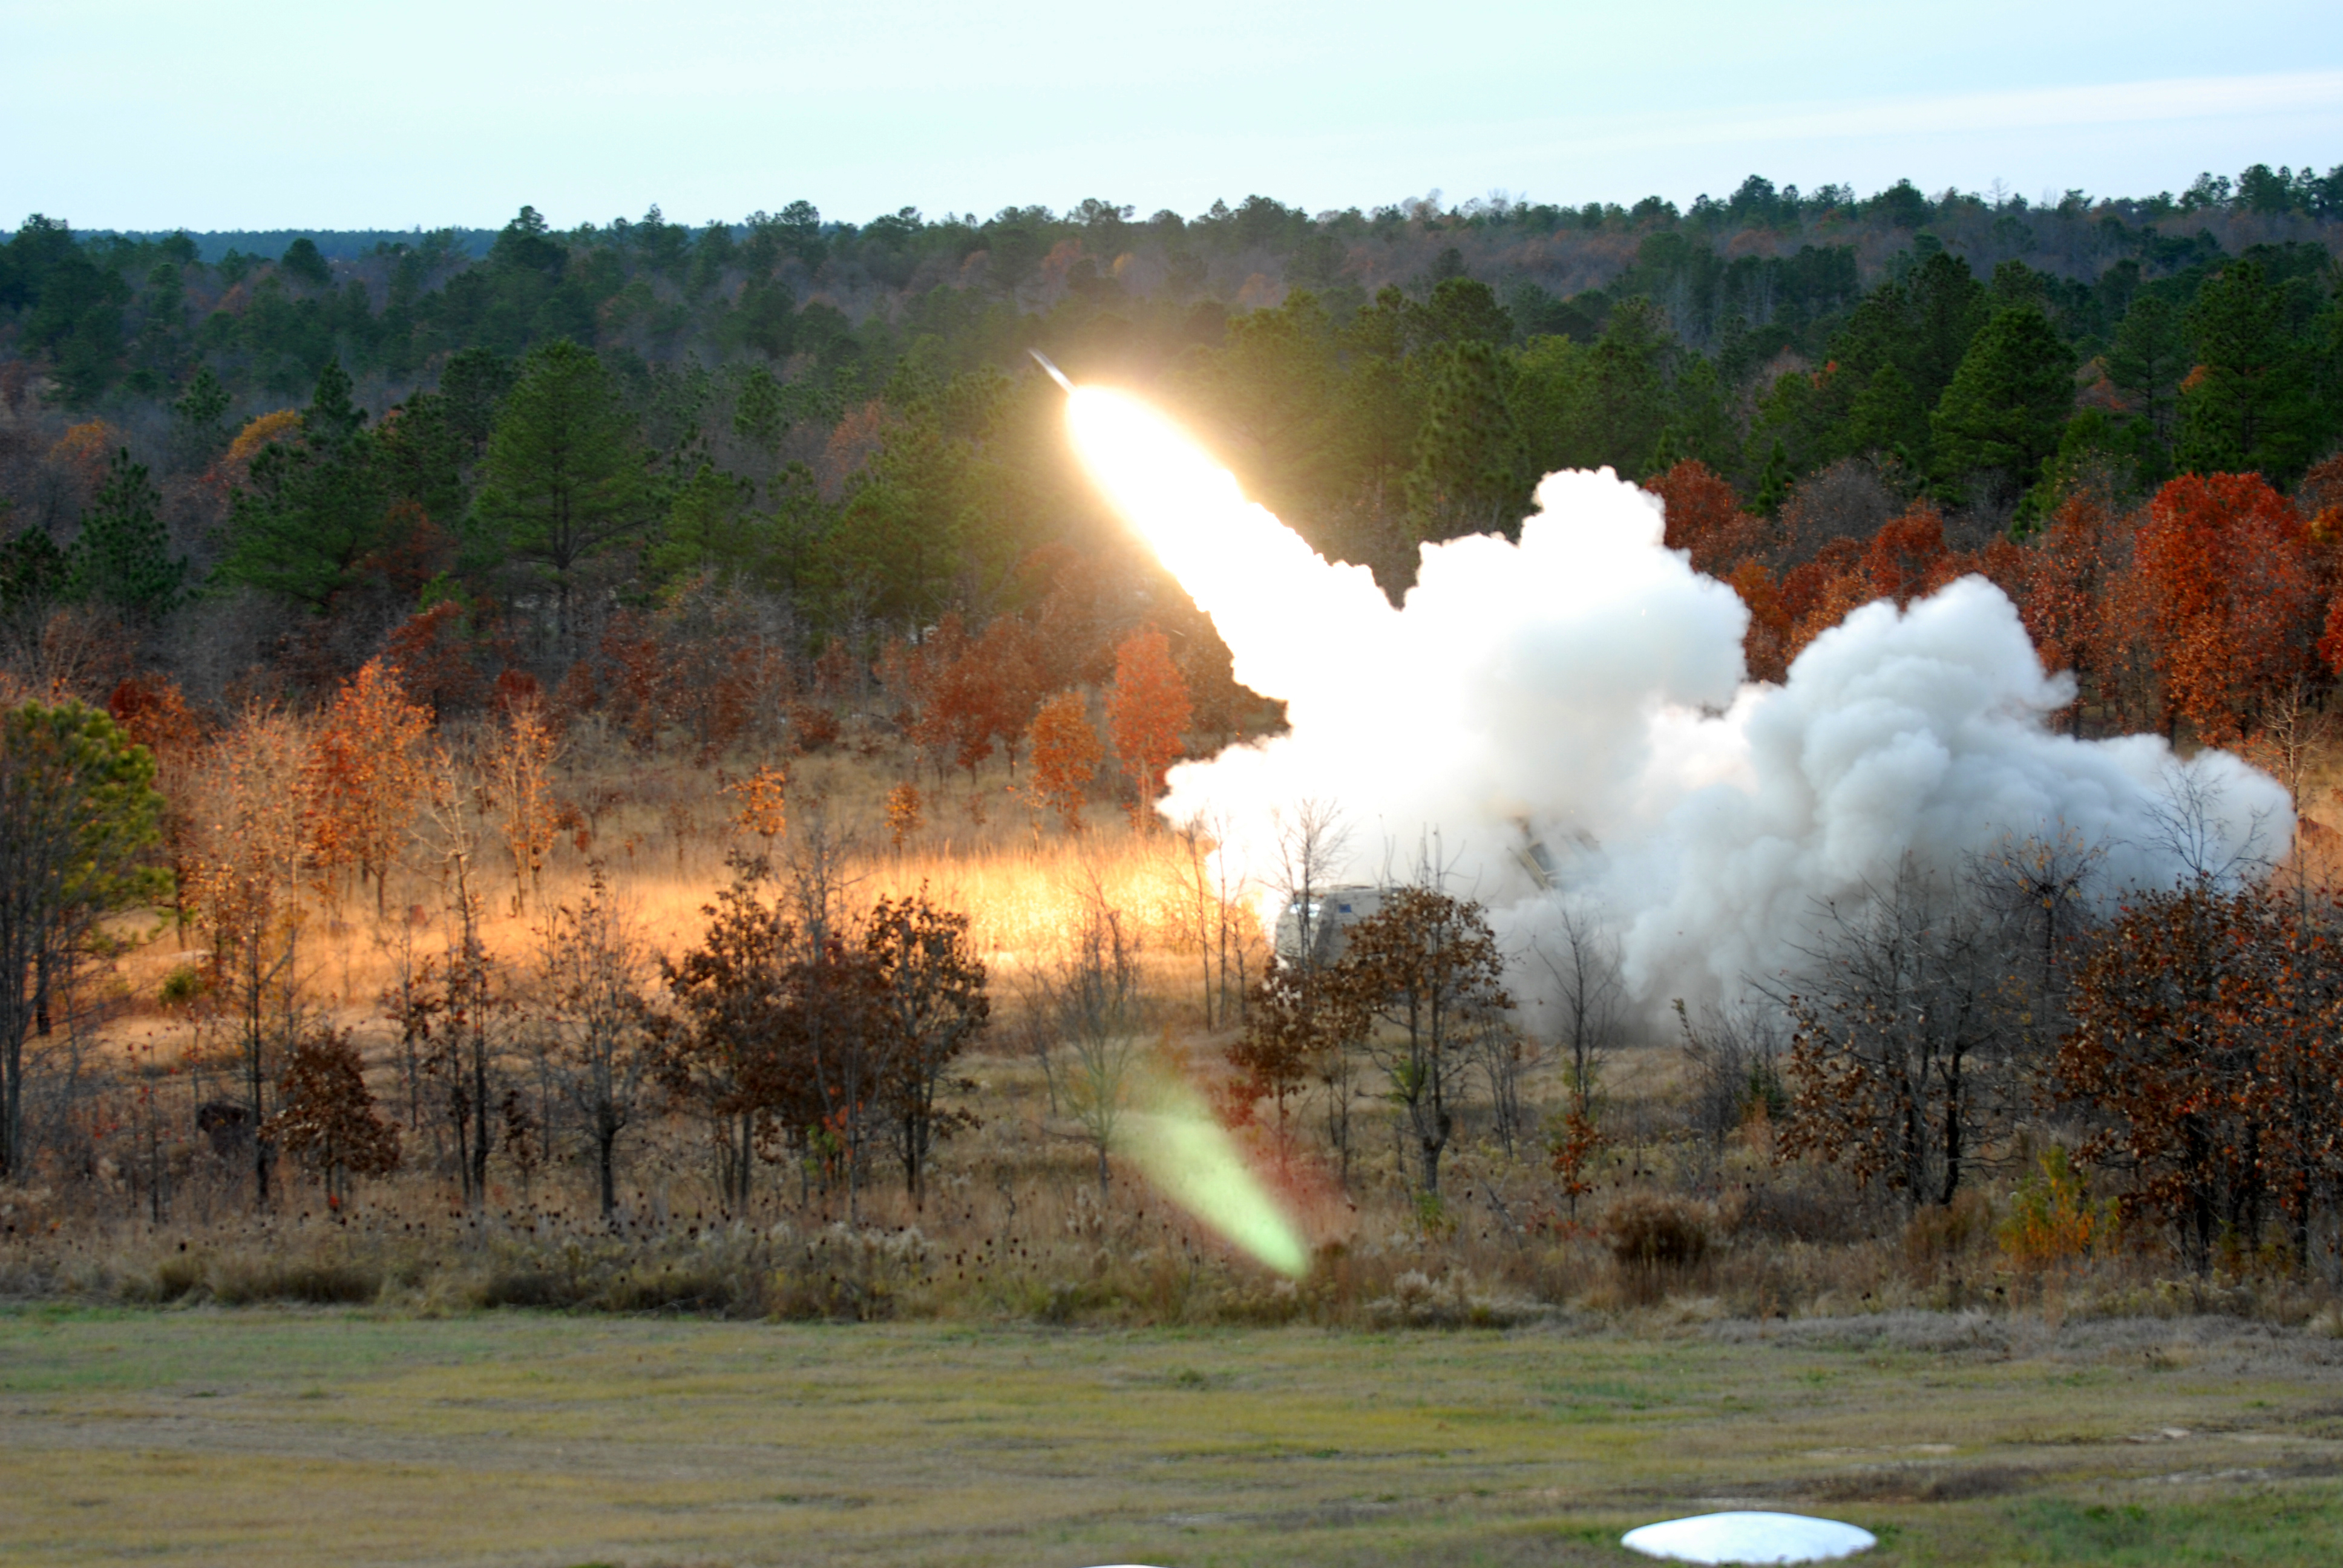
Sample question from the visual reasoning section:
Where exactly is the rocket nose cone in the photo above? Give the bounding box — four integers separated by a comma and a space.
1027, 348, 1075, 393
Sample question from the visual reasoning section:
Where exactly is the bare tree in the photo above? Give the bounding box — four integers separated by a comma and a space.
537, 864, 655, 1219
2141, 762, 2275, 893
1168, 815, 1219, 1028
421, 746, 509, 1208
486, 697, 560, 916
2249, 679, 2334, 901
1265, 799, 1362, 1177
1772, 857, 2028, 1209
1535, 900, 1622, 1114
1030, 889, 1150, 1193
188, 708, 313, 1206
1674, 998, 1786, 1148
1466, 1013, 1533, 1159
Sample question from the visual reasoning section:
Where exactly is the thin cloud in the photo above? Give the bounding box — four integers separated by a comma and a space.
1499, 71, 2343, 161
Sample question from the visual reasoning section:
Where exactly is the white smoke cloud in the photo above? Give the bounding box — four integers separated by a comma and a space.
1158, 466, 2290, 1016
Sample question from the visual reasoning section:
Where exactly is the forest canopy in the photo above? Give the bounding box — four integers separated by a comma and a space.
0, 164, 2338, 710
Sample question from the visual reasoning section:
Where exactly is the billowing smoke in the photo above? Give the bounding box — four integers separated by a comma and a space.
1149, 464, 2289, 1016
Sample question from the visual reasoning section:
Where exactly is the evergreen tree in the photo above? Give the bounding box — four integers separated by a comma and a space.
218, 361, 385, 610
1930, 304, 2074, 494
167, 365, 231, 472
2178, 260, 2316, 478
71, 448, 183, 620
2105, 292, 2189, 454
440, 346, 515, 457
373, 391, 469, 526
1405, 339, 1525, 540
1585, 299, 1673, 479
279, 236, 332, 288
1904, 251, 1992, 407
301, 358, 367, 443
828, 420, 972, 624
476, 339, 651, 636
1842, 362, 1924, 465
0, 511, 67, 620
1753, 437, 1795, 516
647, 462, 761, 588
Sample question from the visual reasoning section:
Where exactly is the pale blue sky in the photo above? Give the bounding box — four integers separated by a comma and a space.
4, 0, 2338, 231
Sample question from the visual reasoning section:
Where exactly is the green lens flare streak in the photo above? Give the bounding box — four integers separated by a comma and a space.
1122, 1073, 1308, 1278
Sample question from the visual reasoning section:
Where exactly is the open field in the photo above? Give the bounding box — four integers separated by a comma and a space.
4, 1307, 2343, 1567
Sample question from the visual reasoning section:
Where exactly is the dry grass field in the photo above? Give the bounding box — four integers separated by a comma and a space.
4, 1305, 2343, 1567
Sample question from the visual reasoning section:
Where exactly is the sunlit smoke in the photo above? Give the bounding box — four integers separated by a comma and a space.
1064, 384, 2292, 1023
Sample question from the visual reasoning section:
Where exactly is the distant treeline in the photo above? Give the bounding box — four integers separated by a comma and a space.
0, 163, 2338, 714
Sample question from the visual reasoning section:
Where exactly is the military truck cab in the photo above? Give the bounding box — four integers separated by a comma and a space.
1273, 884, 1384, 967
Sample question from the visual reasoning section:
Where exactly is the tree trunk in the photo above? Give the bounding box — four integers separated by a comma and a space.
598, 1123, 618, 1218
2, 1026, 21, 1180
470, 1031, 490, 1206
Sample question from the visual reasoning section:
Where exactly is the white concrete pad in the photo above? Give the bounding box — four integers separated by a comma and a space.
1621, 1510, 1878, 1564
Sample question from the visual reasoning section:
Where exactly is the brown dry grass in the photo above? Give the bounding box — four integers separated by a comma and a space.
16, 718, 2343, 1343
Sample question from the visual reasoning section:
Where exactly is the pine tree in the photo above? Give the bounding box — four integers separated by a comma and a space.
1930, 304, 2074, 494
1405, 340, 1524, 541
0, 520, 67, 619
2105, 292, 2187, 452
477, 339, 650, 640
71, 448, 183, 621
1753, 437, 1795, 517
218, 361, 384, 611
2178, 260, 2316, 479
168, 365, 232, 472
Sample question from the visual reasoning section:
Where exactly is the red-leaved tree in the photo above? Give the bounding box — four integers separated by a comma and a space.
1643, 459, 1761, 578
2123, 472, 2317, 745
1104, 626, 1191, 826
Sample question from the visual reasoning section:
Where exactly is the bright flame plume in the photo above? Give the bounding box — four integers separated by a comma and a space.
1066, 387, 1394, 705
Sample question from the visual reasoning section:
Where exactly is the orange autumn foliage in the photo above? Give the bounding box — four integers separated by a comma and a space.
223, 409, 303, 471
1643, 459, 1763, 578
1027, 690, 1103, 831
47, 420, 120, 489
2125, 472, 2316, 743
1726, 560, 1792, 683
2017, 491, 2126, 728
307, 658, 432, 915
1104, 626, 1192, 823
383, 603, 486, 720
106, 674, 205, 759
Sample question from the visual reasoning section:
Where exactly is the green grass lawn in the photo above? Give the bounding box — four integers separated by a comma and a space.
2, 1306, 2338, 1566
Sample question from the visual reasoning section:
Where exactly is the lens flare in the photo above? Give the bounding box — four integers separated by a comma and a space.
1122, 1063, 1308, 1278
